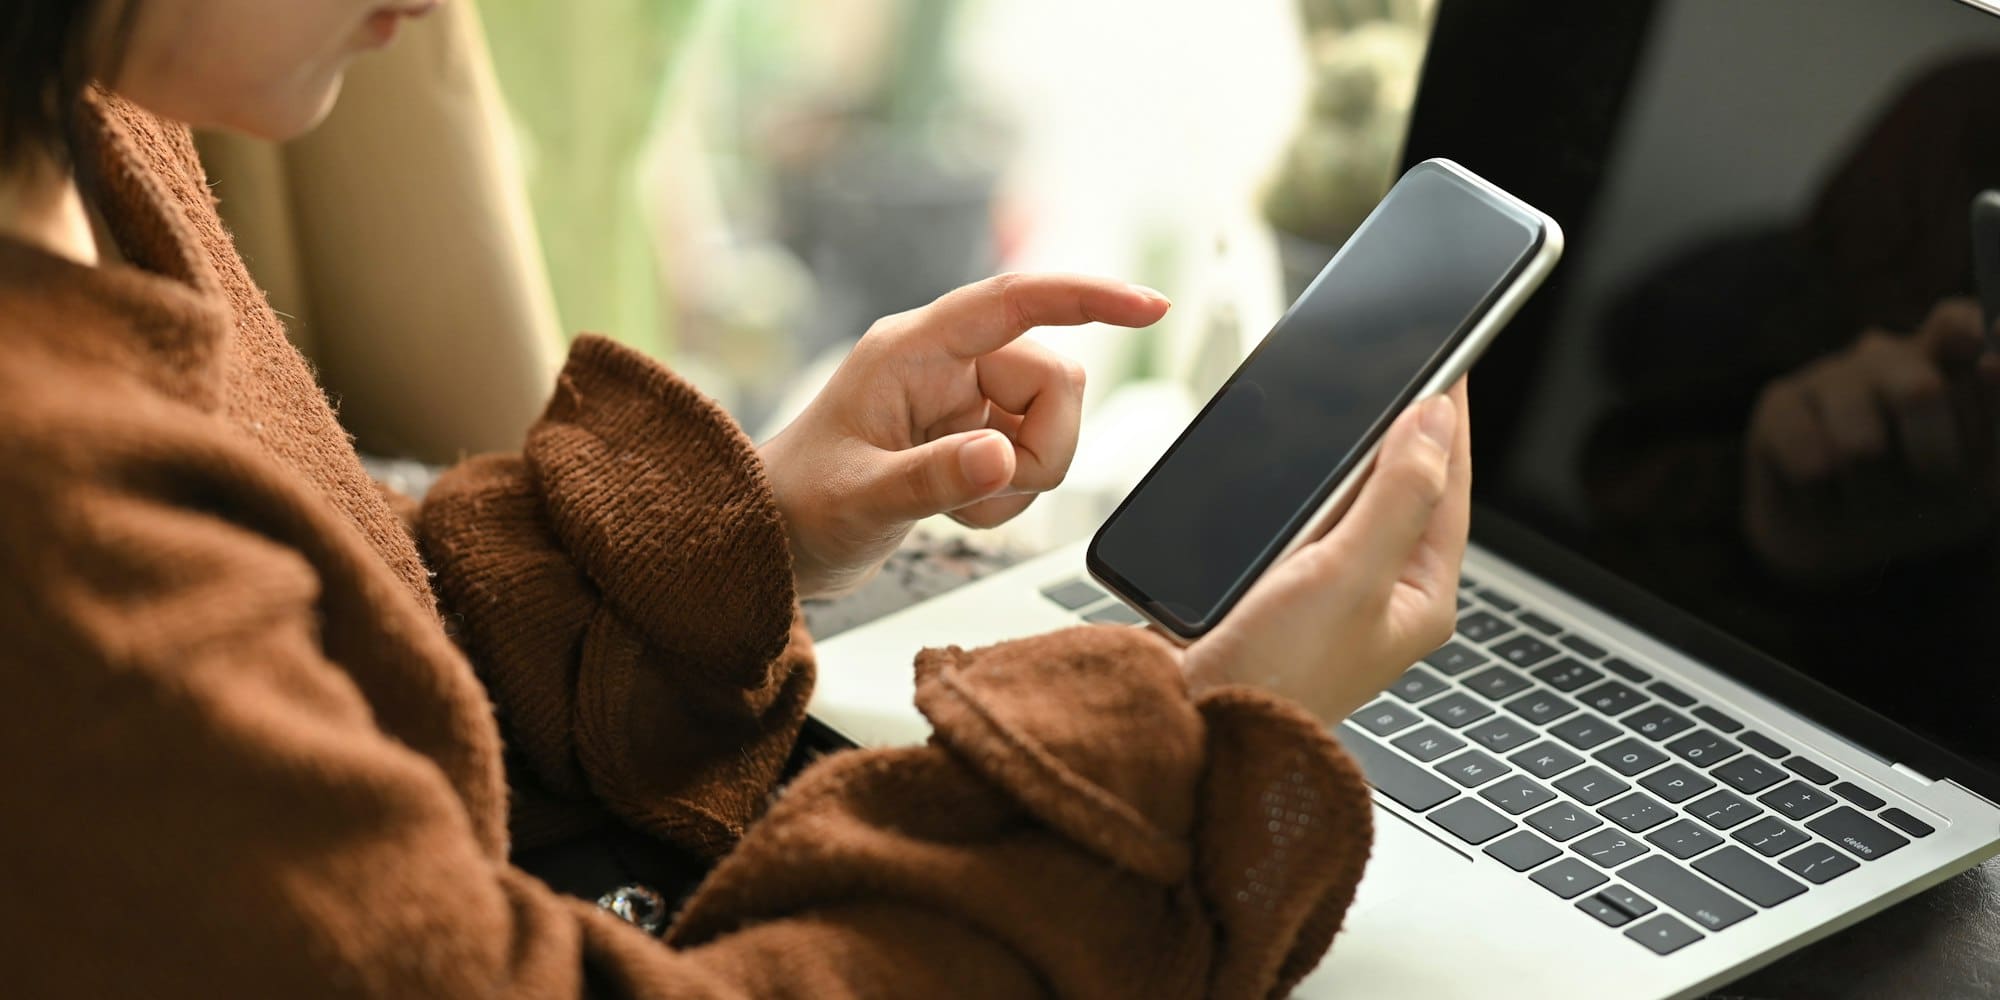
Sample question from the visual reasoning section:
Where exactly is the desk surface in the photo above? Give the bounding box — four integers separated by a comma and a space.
808, 533, 2000, 1000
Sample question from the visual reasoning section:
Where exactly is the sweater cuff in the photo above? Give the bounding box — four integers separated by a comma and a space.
1192, 686, 1374, 997
913, 625, 1203, 883
526, 335, 795, 688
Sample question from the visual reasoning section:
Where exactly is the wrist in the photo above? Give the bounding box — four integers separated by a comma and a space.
756, 431, 824, 599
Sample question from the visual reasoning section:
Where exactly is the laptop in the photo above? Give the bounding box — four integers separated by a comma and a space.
806, 1, 2000, 996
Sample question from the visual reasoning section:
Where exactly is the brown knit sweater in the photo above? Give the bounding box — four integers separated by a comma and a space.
0, 92, 1374, 998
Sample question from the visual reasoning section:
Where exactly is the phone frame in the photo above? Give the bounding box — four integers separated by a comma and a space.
1086, 158, 1565, 641
1973, 190, 2000, 349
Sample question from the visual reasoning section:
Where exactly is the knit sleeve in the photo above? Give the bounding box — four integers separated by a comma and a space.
418, 335, 812, 855
668, 626, 1376, 999
0, 354, 1371, 998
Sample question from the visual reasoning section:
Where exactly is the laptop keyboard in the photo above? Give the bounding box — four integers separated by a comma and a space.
1039, 573, 1940, 956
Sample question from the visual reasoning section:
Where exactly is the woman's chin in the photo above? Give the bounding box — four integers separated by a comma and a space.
119, 71, 348, 145
217, 77, 348, 144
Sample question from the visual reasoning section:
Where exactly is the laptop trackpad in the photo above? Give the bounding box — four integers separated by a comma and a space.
1347, 802, 1470, 920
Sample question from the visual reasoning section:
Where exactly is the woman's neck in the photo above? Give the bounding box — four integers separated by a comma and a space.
0, 147, 99, 266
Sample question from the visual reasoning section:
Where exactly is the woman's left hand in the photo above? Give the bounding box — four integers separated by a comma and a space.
759, 273, 1171, 599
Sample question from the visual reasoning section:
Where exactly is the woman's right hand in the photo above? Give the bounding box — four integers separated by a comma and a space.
1742, 298, 2000, 582
1181, 379, 1471, 724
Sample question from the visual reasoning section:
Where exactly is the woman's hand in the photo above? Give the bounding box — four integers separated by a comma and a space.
1182, 380, 1472, 723
1743, 298, 2000, 582
760, 273, 1172, 599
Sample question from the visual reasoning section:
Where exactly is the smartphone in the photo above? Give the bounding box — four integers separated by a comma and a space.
1086, 159, 1562, 641
1973, 190, 2000, 350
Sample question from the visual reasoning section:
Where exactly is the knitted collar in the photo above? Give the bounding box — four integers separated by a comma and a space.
0, 88, 230, 410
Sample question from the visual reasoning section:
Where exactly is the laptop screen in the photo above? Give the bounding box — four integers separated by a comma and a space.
1406, 0, 2000, 775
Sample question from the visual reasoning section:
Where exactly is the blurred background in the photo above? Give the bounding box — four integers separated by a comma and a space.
485, 0, 1437, 551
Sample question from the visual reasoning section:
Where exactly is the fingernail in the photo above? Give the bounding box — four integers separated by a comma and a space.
1419, 395, 1456, 449
1127, 283, 1170, 303
959, 432, 1012, 490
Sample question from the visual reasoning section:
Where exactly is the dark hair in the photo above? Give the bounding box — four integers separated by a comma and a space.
0, 0, 125, 169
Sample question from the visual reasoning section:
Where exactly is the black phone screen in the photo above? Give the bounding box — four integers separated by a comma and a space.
1088, 163, 1544, 635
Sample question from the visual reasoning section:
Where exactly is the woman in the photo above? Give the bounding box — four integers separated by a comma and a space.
0, 1, 1470, 996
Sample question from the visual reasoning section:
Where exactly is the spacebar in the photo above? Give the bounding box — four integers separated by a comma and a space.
1335, 723, 1458, 811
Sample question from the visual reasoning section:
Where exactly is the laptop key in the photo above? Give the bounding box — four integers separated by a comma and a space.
1492, 634, 1559, 668
1625, 914, 1703, 955
1624, 705, 1695, 742
1598, 883, 1657, 918
1687, 790, 1761, 830
1646, 819, 1724, 860
1594, 738, 1668, 776
1781, 842, 1859, 884
1577, 894, 1634, 927
1732, 816, 1808, 857
1714, 756, 1787, 794
1484, 830, 1561, 871
1509, 742, 1584, 779
1806, 807, 1910, 861
1505, 690, 1579, 727
1623, 856, 1752, 931
1437, 749, 1510, 788
1039, 578, 1107, 610
1560, 634, 1608, 660
1604, 658, 1652, 683
1739, 731, 1790, 759
1458, 610, 1513, 643
1389, 666, 1451, 703
1573, 828, 1647, 868
1082, 603, 1146, 625
1647, 682, 1696, 707
1392, 725, 1465, 763
1422, 692, 1494, 729
1880, 808, 1935, 838
1830, 781, 1885, 811
1467, 718, 1535, 753
1354, 701, 1424, 737
1456, 594, 1471, 610
1531, 858, 1609, 899
1517, 611, 1564, 636
1475, 588, 1520, 612
1430, 798, 1515, 845
1555, 766, 1630, 806
1480, 774, 1556, 815
1525, 800, 1604, 842
1599, 792, 1675, 833
1784, 758, 1837, 785
1464, 666, 1534, 701
1551, 714, 1621, 750
1694, 846, 1805, 907
1692, 706, 1744, 733
1665, 730, 1741, 768
1639, 764, 1715, 804
1335, 723, 1458, 812
1531, 657, 1602, 693
1758, 781, 1835, 821
1579, 681, 1647, 717
1423, 640, 1489, 676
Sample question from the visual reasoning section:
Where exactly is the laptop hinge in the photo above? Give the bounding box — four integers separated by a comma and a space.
1891, 762, 1936, 787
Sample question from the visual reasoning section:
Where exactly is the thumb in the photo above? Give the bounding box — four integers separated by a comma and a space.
870, 429, 1017, 522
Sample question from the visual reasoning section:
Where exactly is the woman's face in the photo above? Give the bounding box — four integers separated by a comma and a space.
112, 0, 443, 140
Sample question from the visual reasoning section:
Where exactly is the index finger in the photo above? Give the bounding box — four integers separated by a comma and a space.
1916, 297, 1986, 364
920, 273, 1172, 358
